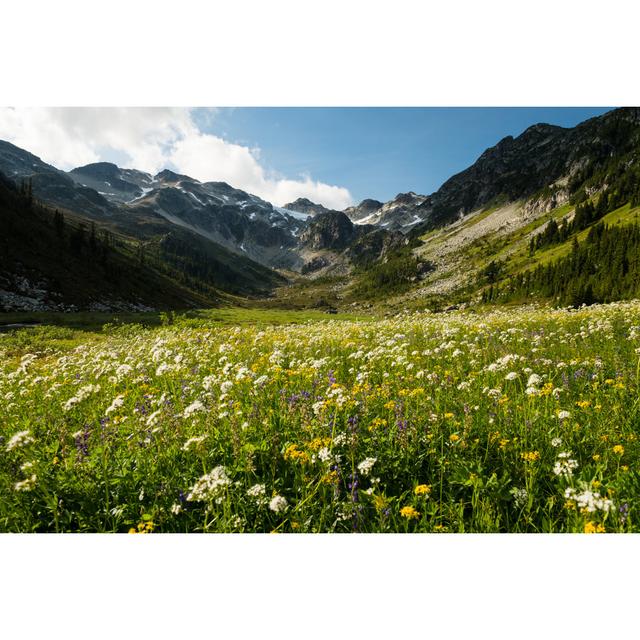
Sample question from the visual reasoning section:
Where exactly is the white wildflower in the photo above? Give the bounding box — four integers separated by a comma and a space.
564, 485, 613, 513
183, 400, 205, 418
155, 362, 172, 376
6, 430, 34, 451
553, 451, 579, 477
269, 495, 288, 514
357, 457, 377, 476
187, 466, 231, 503
247, 483, 268, 506
14, 474, 37, 492
105, 395, 125, 415
182, 435, 206, 451
527, 373, 542, 387
510, 487, 528, 508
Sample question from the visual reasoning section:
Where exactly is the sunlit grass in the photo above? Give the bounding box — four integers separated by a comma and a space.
1, 302, 639, 532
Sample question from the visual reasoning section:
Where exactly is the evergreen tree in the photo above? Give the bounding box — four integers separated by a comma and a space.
89, 222, 97, 253
53, 209, 65, 238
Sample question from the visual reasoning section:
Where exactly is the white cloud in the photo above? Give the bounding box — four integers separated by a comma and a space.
0, 107, 352, 209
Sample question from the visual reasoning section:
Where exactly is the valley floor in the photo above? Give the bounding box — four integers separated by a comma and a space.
1, 301, 639, 532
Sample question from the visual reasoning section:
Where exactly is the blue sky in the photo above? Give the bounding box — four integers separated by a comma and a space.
0, 107, 614, 209
194, 107, 612, 204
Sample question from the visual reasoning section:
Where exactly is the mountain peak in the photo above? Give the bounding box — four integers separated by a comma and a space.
521, 122, 564, 137
70, 162, 120, 177
283, 197, 330, 216
155, 169, 195, 183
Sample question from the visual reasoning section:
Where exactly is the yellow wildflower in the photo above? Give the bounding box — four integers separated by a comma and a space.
307, 437, 331, 451
521, 451, 541, 463
414, 484, 431, 496
584, 522, 606, 534
613, 445, 624, 456
373, 494, 389, 512
283, 444, 309, 464
368, 417, 388, 432
400, 506, 420, 520
320, 470, 338, 485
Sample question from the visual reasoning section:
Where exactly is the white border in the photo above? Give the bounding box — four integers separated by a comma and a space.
1, 0, 639, 106
2, 1, 639, 636
2, 533, 638, 638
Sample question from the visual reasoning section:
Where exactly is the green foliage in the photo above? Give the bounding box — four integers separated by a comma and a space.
1, 304, 638, 532
477, 259, 504, 285
488, 222, 640, 306
352, 251, 425, 299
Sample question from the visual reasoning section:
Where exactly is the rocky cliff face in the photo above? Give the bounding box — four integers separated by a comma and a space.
297, 210, 406, 275
299, 211, 357, 250
344, 198, 383, 223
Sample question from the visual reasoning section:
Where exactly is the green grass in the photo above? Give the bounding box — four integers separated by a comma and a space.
2, 302, 640, 532
0, 307, 375, 361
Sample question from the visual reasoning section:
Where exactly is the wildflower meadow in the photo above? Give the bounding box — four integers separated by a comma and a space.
2, 302, 640, 533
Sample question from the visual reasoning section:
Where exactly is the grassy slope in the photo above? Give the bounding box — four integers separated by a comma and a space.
407, 200, 640, 307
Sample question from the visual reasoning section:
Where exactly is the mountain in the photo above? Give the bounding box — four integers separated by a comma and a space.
356, 108, 640, 235
277, 107, 640, 310
343, 198, 383, 223
4, 106, 640, 312
297, 210, 407, 275
283, 197, 331, 217
0, 142, 307, 271
0, 171, 217, 312
0, 142, 289, 310
346, 193, 429, 230
69, 162, 154, 202
395, 107, 640, 307
0, 141, 406, 281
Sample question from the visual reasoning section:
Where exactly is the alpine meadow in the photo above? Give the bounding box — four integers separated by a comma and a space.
2, 106, 640, 533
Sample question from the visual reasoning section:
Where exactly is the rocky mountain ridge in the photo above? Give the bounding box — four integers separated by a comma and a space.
0, 140, 404, 278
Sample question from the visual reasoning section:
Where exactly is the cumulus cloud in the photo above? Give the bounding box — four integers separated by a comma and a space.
0, 107, 352, 209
